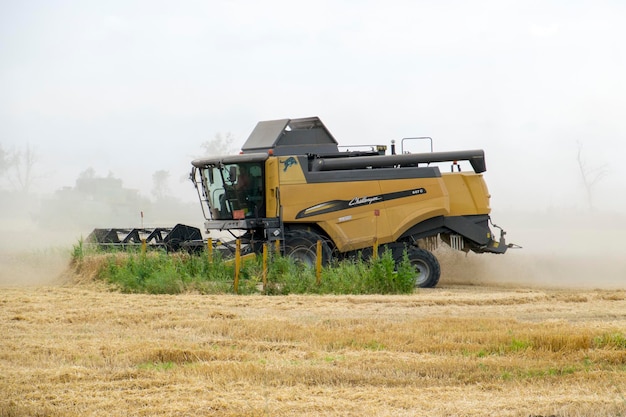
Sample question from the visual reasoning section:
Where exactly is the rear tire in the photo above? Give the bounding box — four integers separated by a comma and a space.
405, 246, 441, 288
284, 229, 332, 267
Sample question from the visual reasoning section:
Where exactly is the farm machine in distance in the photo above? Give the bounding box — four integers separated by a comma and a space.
88, 116, 515, 288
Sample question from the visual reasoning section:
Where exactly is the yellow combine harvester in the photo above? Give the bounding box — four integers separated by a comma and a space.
189, 117, 514, 288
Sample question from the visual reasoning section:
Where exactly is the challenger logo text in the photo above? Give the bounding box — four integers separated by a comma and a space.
349, 196, 383, 206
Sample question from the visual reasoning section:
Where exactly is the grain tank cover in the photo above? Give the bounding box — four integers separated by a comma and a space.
241, 117, 339, 156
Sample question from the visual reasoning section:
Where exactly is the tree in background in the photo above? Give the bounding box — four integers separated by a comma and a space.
152, 169, 171, 201
576, 141, 609, 211
0, 143, 39, 193
0, 144, 10, 177
200, 132, 238, 157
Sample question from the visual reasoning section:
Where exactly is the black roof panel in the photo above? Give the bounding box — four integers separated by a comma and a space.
241, 117, 339, 156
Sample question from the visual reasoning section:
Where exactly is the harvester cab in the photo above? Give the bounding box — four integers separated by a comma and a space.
190, 117, 516, 287
198, 161, 265, 221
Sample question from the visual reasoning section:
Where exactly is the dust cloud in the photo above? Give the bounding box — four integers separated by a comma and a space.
0, 211, 79, 286
1, 193, 624, 290
0, 188, 203, 287
438, 210, 626, 290
0, 250, 70, 286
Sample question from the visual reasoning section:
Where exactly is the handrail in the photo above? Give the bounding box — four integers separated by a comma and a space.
401, 137, 433, 154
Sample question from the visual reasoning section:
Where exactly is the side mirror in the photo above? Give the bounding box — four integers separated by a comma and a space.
229, 166, 238, 183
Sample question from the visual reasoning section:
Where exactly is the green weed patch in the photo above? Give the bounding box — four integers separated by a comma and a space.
72, 243, 417, 295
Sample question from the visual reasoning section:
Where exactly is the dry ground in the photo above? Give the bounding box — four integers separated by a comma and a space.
1, 262, 625, 416
1, 222, 625, 417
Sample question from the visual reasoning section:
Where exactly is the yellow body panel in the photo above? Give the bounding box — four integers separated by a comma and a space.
280, 181, 390, 251
277, 156, 307, 184
265, 158, 280, 217
263, 156, 493, 253
380, 177, 450, 243
441, 172, 491, 215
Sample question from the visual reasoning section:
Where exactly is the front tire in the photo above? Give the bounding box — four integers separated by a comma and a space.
284, 229, 332, 267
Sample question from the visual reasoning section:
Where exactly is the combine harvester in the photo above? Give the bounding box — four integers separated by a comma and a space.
88, 117, 515, 287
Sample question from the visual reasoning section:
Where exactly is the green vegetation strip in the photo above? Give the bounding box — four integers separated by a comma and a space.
72, 243, 417, 295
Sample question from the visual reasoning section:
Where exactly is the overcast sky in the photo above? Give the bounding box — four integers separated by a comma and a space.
1, 0, 625, 212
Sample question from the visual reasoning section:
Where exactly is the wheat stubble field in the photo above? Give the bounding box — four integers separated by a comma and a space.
1, 248, 625, 417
